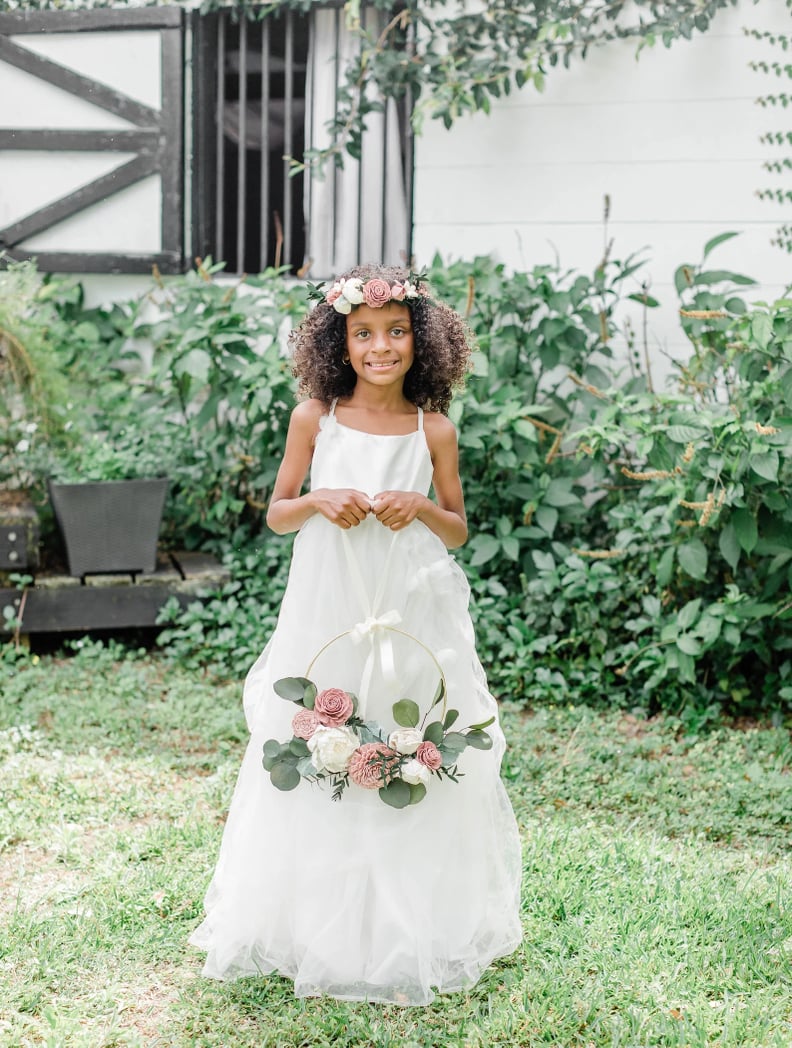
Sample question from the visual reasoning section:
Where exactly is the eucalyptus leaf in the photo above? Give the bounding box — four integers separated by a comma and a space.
262, 738, 282, 771
273, 676, 316, 704
296, 755, 316, 777
440, 732, 469, 755
392, 698, 420, 728
423, 722, 444, 746
466, 731, 494, 750
408, 783, 427, 805
432, 677, 446, 708
289, 738, 310, 757
270, 761, 301, 791
379, 779, 411, 809
467, 715, 496, 732
443, 708, 460, 730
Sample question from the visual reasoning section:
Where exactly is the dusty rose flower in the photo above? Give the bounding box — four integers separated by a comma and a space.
416, 740, 443, 770
292, 709, 319, 740
389, 283, 406, 301
362, 278, 392, 308
348, 742, 399, 789
314, 687, 354, 727
325, 284, 343, 305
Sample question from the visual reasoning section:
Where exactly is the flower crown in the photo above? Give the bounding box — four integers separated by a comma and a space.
306, 272, 428, 315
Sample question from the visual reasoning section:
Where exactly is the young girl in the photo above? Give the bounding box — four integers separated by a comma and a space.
190, 264, 522, 1005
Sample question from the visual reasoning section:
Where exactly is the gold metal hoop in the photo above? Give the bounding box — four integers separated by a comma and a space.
304, 625, 448, 721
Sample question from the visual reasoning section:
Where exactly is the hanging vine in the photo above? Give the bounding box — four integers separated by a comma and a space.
747, 0, 792, 253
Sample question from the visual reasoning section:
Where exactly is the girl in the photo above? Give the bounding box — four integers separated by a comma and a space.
190, 264, 522, 1006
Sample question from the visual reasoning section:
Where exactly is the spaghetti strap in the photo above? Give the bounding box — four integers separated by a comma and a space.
329, 397, 338, 417
416, 406, 424, 432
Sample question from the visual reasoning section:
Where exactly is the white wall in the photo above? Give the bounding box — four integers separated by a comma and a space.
412, 0, 792, 376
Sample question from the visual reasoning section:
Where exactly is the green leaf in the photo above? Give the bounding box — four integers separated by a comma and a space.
732, 509, 758, 553
466, 730, 494, 750
269, 760, 301, 791
467, 715, 496, 732
751, 312, 773, 350
703, 231, 740, 258
544, 479, 580, 508
678, 598, 701, 631
502, 536, 520, 561
666, 424, 707, 443
719, 522, 741, 570
174, 348, 211, 382
392, 699, 420, 728
750, 451, 779, 481
656, 546, 675, 588
677, 634, 702, 656
408, 783, 427, 805
440, 732, 469, 755
423, 722, 444, 745
677, 539, 708, 580
273, 677, 317, 705
443, 708, 460, 730
262, 739, 282, 771
535, 506, 559, 536
289, 738, 310, 757
432, 677, 446, 708
470, 535, 501, 567
379, 779, 411, 809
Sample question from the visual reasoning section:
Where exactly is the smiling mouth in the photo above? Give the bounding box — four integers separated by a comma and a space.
365, 361, 398, 369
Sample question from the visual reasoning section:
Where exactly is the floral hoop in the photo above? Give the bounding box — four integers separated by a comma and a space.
262, 625, 494, 809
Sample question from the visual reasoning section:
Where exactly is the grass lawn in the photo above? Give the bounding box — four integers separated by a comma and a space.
1, 641, 791, 1047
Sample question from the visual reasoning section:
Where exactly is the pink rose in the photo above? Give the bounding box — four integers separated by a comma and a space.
416, 740, 442, 770
389, 283, 406, 301
325, 286, 342, 305
348, 742, 399, 789
314, 688, 354, 727
292, 708, 319, 740
362, 278, 392, 308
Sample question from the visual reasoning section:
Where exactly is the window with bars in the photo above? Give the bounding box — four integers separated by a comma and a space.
0, 5, 412, 278
192, 4, 413, 280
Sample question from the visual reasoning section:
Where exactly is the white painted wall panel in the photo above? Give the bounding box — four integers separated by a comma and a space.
0, 62, 135, 129
412, 0, 792, 364
13, 31, 161, 109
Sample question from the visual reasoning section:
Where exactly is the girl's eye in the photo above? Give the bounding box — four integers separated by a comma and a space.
390, 327, 407, 336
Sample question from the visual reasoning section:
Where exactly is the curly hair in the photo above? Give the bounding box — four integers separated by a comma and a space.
288, 264, 474, 415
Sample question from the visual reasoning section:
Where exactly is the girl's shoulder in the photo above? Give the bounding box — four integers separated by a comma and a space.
289, 398, 332, 444
422, 410, 458, 439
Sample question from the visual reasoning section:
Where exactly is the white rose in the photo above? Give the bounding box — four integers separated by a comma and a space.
342, 278, 365, 305
388, 727, 423, 755
334, 297, 352, 315
308, 725, 359, 774
400, 759, 431, 787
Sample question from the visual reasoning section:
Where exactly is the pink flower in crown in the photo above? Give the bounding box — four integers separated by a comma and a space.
292, 708, 319, 740
389, 283, 406, 301
416, 740, 443, 770
362, 278, 393, 308
325, 284, 343, 306
348, 742, 400, 789
314, 687, 354, 727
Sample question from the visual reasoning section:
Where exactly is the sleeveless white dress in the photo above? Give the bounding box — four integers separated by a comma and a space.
189, 401, 523, 1005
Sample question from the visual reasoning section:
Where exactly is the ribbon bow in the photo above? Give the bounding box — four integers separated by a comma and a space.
349, 609, 402, 717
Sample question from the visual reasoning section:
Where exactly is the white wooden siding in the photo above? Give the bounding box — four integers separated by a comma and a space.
412, 0, 792, 372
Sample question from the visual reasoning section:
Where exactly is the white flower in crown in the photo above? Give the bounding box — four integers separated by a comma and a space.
342, 278, 365, 305
402, 281, 418, 298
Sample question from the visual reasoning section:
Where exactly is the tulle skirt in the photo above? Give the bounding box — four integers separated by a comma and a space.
189, 516, 523, 1005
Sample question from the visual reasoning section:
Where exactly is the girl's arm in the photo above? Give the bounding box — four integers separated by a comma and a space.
266, 401, 372, 534
372, 413, 468, 549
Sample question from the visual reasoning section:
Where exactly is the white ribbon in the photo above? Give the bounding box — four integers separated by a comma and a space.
349, 609, 402, 717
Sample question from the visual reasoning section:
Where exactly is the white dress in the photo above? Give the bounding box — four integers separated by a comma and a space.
190, 401, 523, 1005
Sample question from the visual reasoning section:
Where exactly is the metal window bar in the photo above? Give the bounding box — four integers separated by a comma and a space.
208, 3, 411, 277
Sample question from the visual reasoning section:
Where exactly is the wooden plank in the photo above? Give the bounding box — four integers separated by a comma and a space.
0, 552, 229, 634
173, 551, 231, 581
5, 249, 184, 275
0, 9, 184, 33
0, 129, 159, 153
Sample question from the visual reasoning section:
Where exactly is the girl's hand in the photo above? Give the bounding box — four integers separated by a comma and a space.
370, 490, 429, 531
312, 488, 372, 529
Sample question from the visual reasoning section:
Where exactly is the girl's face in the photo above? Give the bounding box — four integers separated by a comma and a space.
345, 303, 414, 389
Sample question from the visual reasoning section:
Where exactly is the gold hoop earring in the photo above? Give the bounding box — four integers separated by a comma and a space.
342, 355, 350, 365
